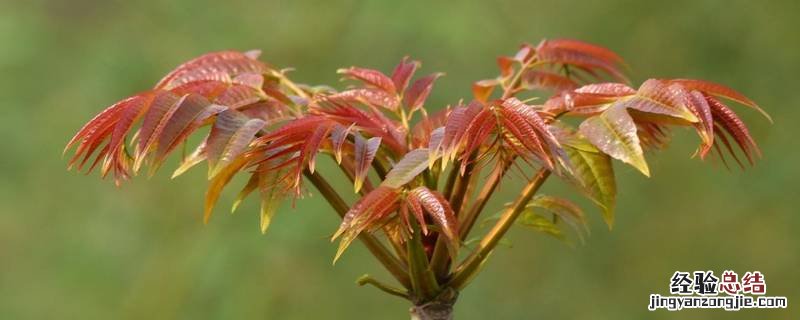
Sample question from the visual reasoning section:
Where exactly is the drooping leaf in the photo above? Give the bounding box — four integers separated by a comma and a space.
707, 96, 761, 165
353, 134, 381, 193
670, 79, 771, 122
134, 92, 182, 170
206, 110, 266, 177
381, 148, 432, 188
203, 156, 249, 223
257, 161, 291, 233
231, 173, 259, 213
172, 138, 208, 178
685, 91, 714, 158
153, 94, 225, 170
517, 212, 565, 241
579, 103, 649, 176
330, 124, 354, 164
332, 186, 400, 263
527, 195, 588, 241
558, 131, 617, 228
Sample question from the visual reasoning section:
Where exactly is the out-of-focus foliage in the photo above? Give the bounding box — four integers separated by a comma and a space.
2, 0, 799, 319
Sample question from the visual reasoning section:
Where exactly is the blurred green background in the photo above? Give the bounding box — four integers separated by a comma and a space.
2, 0, 798, 319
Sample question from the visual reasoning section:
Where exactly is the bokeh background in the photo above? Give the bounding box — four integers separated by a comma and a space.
2, 0, 798, 319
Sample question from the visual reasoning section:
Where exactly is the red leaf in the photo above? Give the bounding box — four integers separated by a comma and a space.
670, 79, 771, 122
353, 134, 381, 193
206, 109, 266, 177
153, 94, 223, 168
685, 91, 714, 158
618, 79, 699, 123
472, 79, 499, 102
332, 186, 400, 262
337, 67, 397, 95
404, 73, 442, 112
521, 70, 578, 92
391, 56, 419, 94
156, 51, 270, 90
330, 88, 400, 111
409, 187, 459, 255
536, 39, 627, 82
574, 83, 636, 96
707, 96, 760, 165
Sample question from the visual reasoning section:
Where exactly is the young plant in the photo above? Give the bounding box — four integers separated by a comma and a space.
65, 39, 768, 319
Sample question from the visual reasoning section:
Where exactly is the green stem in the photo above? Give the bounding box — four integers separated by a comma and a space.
458, 159, 511, 240
428, 160, 475, 279
304, 170, 411, 289
407, 220, 440, 301
356, 274, 409, 300
448, 168, 551, 290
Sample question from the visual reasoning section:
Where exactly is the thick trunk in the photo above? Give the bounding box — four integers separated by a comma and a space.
409, 289, 458, 320
409, 300, 455, 320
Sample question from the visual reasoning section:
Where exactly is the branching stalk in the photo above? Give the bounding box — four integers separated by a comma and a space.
448, 168, 551, 290
304, 170, 411, 289
357, 274, 409, 300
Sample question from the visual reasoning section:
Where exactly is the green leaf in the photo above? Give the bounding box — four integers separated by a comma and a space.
579, 103, 649, 176
257, 164, 288, 234
562, 139, 617, 228
517, 212, 565, 241
203, 156, 248, 224
381, 148, 432, 188
527, 195, 588, 241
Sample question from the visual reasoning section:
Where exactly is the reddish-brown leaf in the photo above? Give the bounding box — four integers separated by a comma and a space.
332, 186, 400, 262
618, 79, 698, 123
707, 96, 760, 165
391, 56, 419, 94
409, 187, 459, 255
330, 88, 400, 111
404, 73, 443, 112
156, 51, 270, 90
472, 79, 499, 102
536, 39, 627, 81
206, 109, 266, 177
521, 70, 578, 92
353, 134, 381, 193
337, 67, 397, 95
670, 79, 771, 122
153, 94, 223, 169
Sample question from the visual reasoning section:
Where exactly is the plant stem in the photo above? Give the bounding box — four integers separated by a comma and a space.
457, 159, 511, 240
304, 170, 411, 289
407, 221, 441, 301
448, 168, 551, 290
428, 160, 475, 279
356, 274, 409, 300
